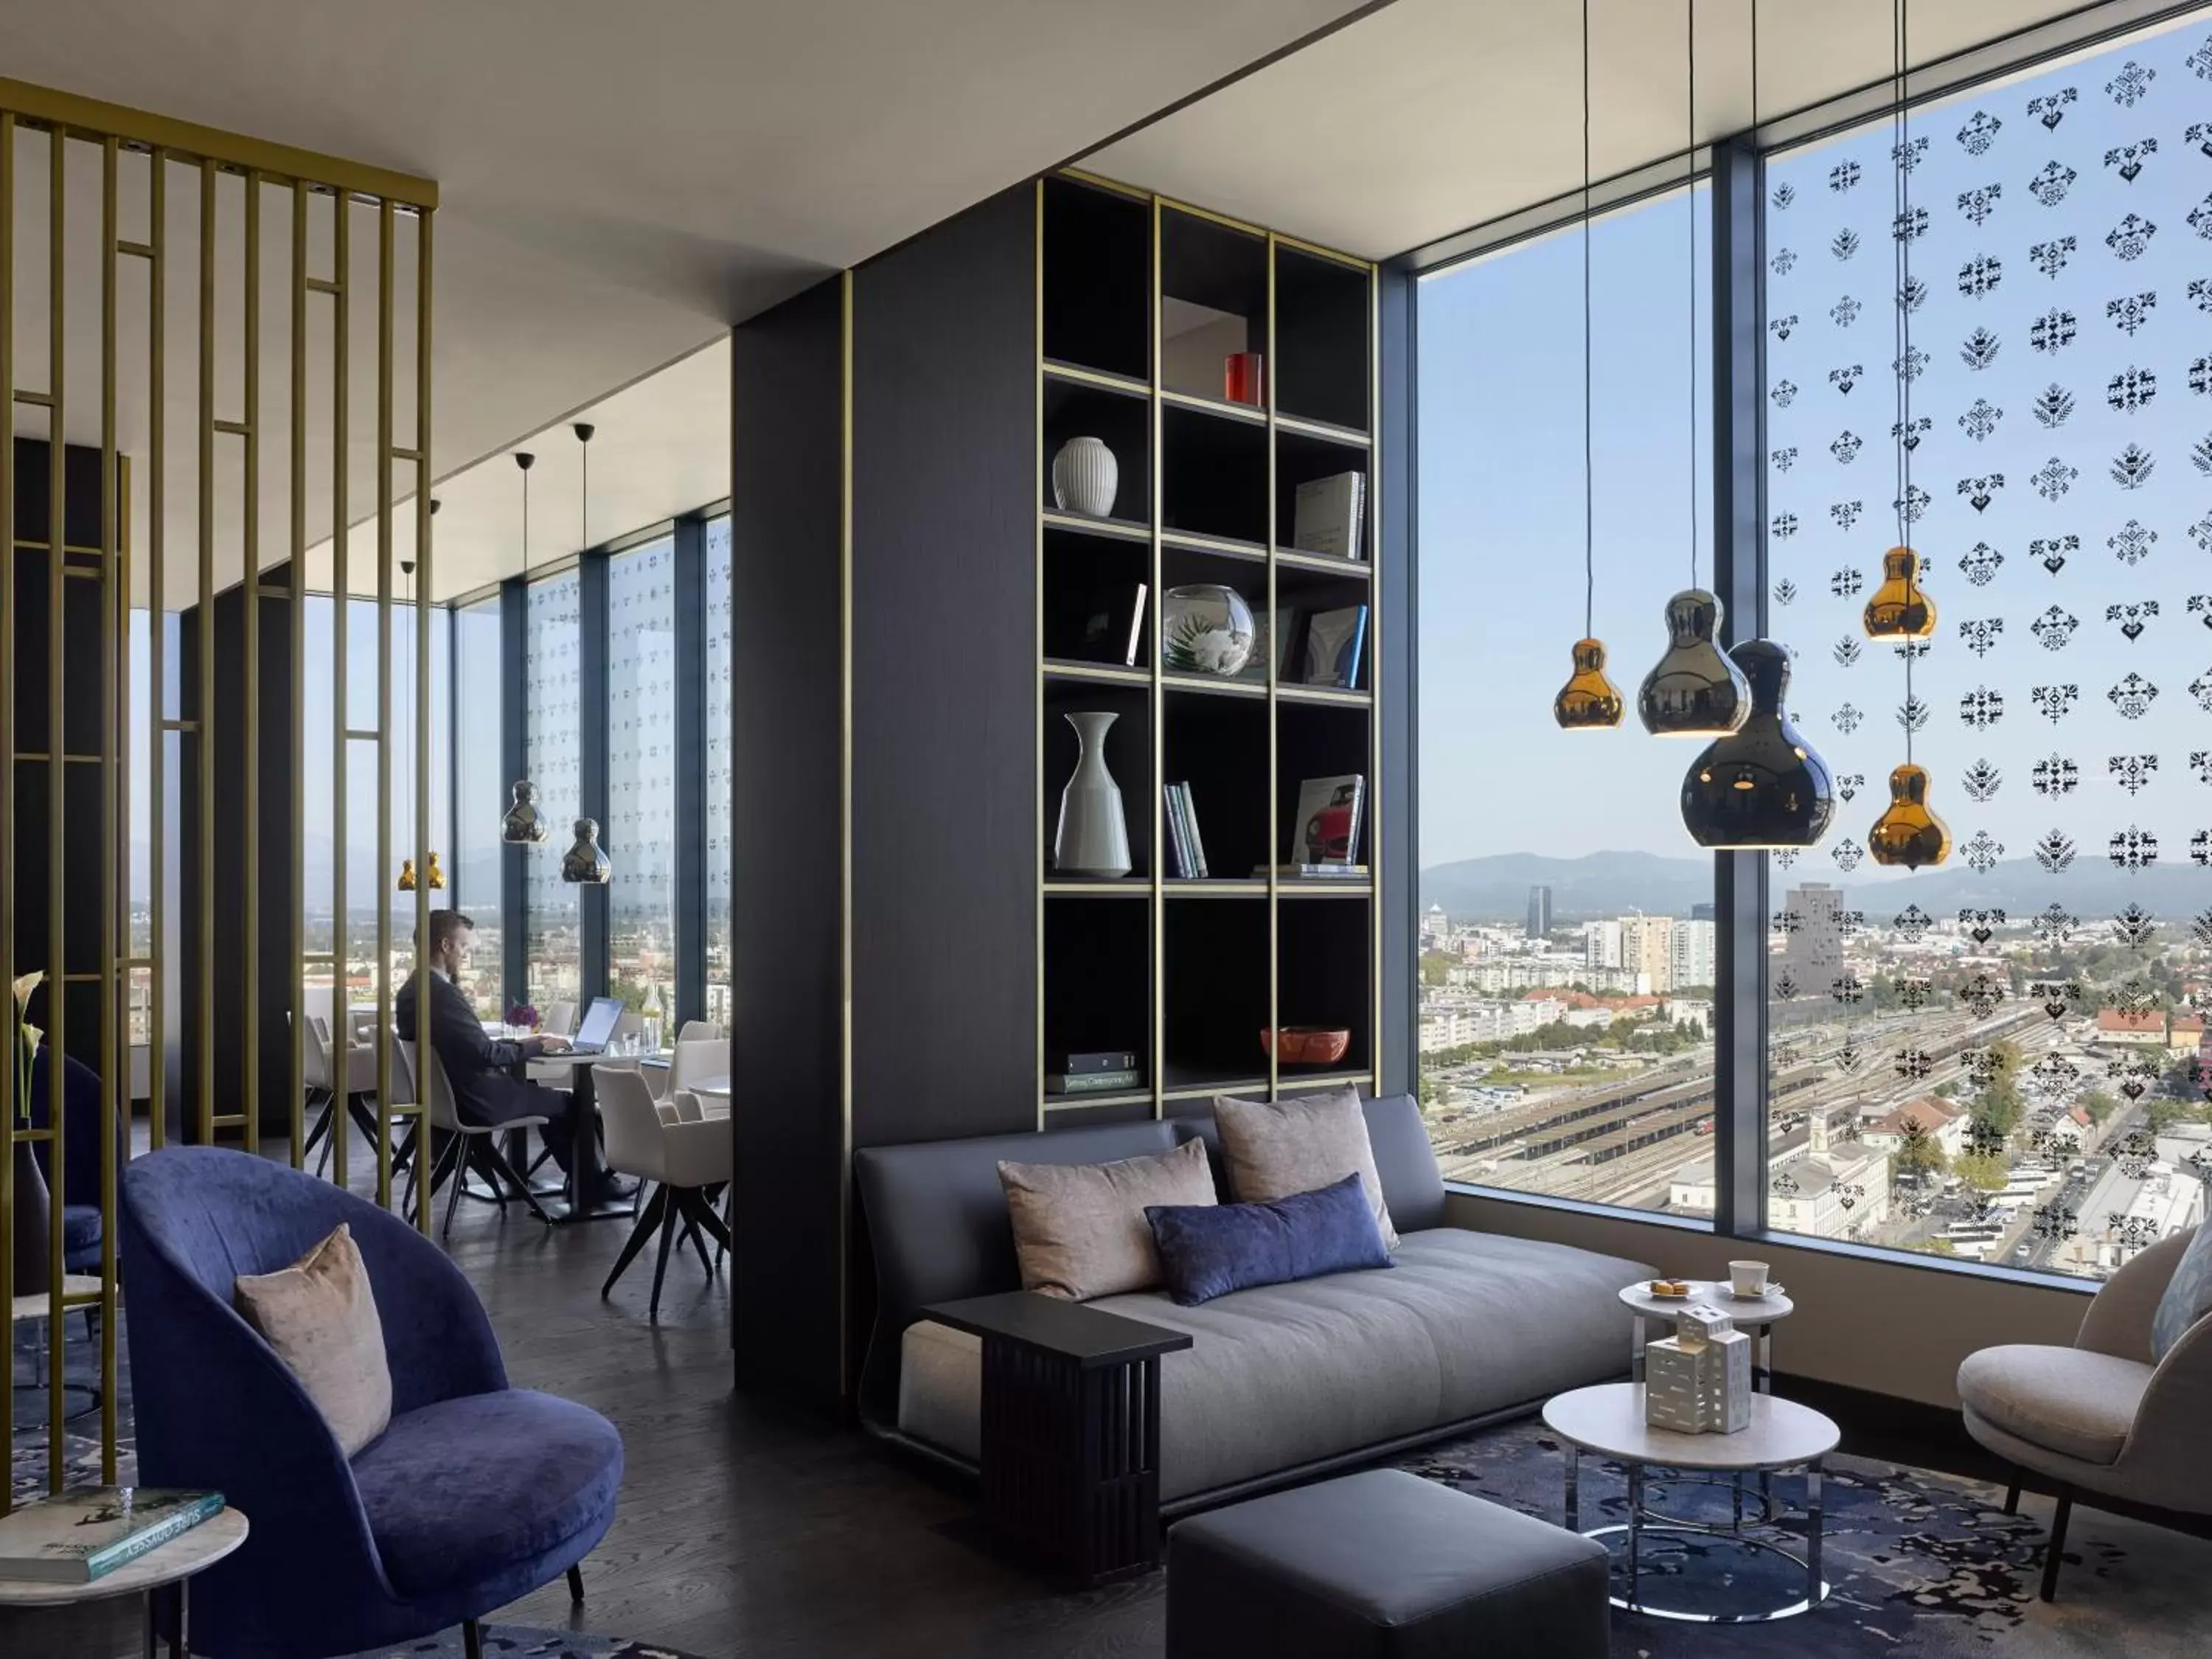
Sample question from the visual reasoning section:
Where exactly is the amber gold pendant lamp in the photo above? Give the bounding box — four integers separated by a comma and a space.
1639, 0, 1748, 739
1553, 0, 1624, 730
501, 454, 552, 846
1868, 0, 1947, 868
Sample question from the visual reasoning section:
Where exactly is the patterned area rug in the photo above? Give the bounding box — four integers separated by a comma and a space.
339, 1630, 709, 1658
1404, 1416, 2212, 1656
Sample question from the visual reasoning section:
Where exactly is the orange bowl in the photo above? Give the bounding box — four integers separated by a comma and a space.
1261, 1026, 1351, 1065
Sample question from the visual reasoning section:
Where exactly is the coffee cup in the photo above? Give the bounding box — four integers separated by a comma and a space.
1728, 1259, 1770, 1298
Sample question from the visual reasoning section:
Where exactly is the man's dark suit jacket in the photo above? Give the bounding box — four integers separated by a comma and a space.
395, 969, 553, 1129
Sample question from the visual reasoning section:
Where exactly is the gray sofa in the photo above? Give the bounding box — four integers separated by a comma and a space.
854, 1095, 1653, 1512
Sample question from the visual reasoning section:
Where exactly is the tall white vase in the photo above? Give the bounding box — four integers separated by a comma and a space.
1051, 436, 1119, 518
1054, 712, 1132, 877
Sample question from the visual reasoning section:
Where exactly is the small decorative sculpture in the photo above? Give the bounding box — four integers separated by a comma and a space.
501, 780, 550, 845
561, 818, 611, 885
1644, 1304, 1753, 1433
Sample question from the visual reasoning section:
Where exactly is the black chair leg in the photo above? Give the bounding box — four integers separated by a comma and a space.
649, 1194, 680, 1320
682, 1186, 734, 1258
680, 1209, 713, 1276
462, 1619, 483, 1659
2040, 1490, 2072, 1603
601, 1187, 667, 1299
441, 1135, 471, 1241
2004, 1475, 2021, 1516
567, 1563, 585, 1603
478, 1138, 554, 1227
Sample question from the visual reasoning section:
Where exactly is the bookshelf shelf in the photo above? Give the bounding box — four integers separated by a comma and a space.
1036, 170, 1380, 1122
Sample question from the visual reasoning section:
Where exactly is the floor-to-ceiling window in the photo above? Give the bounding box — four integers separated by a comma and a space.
525, 568, 583, 1008
1761, 21, 2211, 1281
704, 515, 733, 1027
1416, 183, 1717, 1217
608, 535, 677, 1013
452, 594, 506, 1012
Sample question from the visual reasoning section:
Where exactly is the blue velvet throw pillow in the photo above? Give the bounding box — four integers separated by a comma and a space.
1145, 1172, 1393, 1307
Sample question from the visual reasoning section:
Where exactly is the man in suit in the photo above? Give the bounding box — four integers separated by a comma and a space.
396, 909, 630, 1203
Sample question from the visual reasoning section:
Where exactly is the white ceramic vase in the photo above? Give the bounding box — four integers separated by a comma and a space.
1051, 436, 1119, 518
1054, 712, 1132, 877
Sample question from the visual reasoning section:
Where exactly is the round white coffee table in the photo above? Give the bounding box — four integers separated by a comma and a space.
1619, 1280, 1795, 1391
0, 1505, 248, 1655
1543, 1383, 1837, 1622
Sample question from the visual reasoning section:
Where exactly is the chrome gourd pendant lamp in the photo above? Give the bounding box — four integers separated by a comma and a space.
501, 454, 552, 846
1639, 0, 1749, 738
1868, 0, 1948, 868
1554, 0, 1624, 730
561, 422, 611, 885
1677, 3, 1835, 851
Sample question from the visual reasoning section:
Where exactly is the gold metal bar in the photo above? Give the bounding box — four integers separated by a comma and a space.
159, 720, 195, 733
343, 727, 380, 741
1032, 178, 1044, 1132
0, 108, 18, 1517
304, 275, 341, 296
49, 111, 70, 1489
375, 197, 394, 1210
0, 77, 439, 209
99, 135, 121, 1481
1265, 236, 1279, 1103
242, 171, 261, 1155
330, 187, 350, 1192
212, 418, 250, 437
291, 178, 307, 1169
1368, 260, 1382, 1097
839, 267, 854, 1394
391, 445, 420, 464
148, 148, 165, 1152
414, 205, 434, 1234
11, 387, 53, 406
117, 237, 153, 260
1149, 196, 1164, 1121
197, 156, 215, 1147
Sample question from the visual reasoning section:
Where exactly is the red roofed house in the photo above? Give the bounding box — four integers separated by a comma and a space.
1860, 1096, 1967, 1159
2096, 1008, 2167, 1046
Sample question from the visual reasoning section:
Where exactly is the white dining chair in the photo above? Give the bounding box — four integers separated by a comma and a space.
542, 1000, 578, 1038
298, 1009, 381, 1179
597, 1065, 731, 1318
397, 1040, 554, 1239
669, 1037, 729, 1102
675, 1019, 723, 1045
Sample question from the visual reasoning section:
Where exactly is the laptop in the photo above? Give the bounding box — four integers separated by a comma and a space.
563, 996, 625, 1056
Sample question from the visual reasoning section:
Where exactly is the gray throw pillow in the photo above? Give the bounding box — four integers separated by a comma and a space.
2152, 1221, 2212, 1362
234, 1222, 393, 1457
998, 1138, 1216, 1301
1213, 1087, 1399, 1251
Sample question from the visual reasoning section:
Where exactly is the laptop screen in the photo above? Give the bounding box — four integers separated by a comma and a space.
572, 996, 624, 1051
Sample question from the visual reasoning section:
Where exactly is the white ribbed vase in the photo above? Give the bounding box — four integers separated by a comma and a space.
1051, 436, 1119, 518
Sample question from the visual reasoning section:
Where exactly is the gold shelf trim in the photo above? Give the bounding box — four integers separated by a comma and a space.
1041, 509, 1150, 543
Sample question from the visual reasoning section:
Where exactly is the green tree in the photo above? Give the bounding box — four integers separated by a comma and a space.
1892, 1129, 1947, 1183
2079, 1089, 2118, 1125
1419, 950, 1457, 989
1953, 1151, 2009, 1192
1933, 1080, 1958, 1099
1905, 1237, 1957, 1257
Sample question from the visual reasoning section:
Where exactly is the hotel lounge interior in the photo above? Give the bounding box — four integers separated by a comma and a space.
4, 0, 2212, 1654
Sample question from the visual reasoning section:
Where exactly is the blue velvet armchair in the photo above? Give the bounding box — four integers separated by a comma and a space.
29, 1048, 125, 1273
121, 1147, 624, 1659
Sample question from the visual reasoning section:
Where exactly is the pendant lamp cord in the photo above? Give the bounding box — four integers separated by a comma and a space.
1891, 0, 1915, 761
1582, 0, 1595, 637
1686, 0, 1698, 590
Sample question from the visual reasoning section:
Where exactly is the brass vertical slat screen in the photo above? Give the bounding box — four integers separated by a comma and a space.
0, 79, 437, 1513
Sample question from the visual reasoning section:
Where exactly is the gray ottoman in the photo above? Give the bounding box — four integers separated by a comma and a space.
1166, 1470, 1609, 1659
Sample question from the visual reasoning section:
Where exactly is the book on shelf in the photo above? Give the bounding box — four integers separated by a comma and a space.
1300, 605, 1368, 690
0, 1487, 223, 1585
1046, 1069, 1144, 1095
1075, 582, 1147, 667
1052, 1050, 1139, 1075
1178, 783, 1210, 877
1291, 471, 1366, 561
1288, 773, 1366, 867
1253, 863, 1370, 879
1163, 783, 1194, 878
1235, 606, 1303, 684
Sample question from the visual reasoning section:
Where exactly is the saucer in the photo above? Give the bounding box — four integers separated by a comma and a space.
1725, 1283, 1785, 1301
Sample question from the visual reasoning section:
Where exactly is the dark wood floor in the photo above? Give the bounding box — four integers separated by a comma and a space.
6, 1155, 1166, 1659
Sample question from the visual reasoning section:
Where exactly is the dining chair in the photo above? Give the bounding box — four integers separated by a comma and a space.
669, 1037, 728, 1097
675, 1019, 723, 1045
542, 1000, 578, 1038
299, 1011, 383, 1180
396, 1040, 554, 1239
596, 1065, 731, 1318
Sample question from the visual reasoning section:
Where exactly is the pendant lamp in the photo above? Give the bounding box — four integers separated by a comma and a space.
394, 549, 447, 889
1868, 0, 1947, 866
1553, 0, 1624, 731
1680, 641, 1835, 847
501, 453, 549, 845
1639, 0, 1748, 739
559, 423, 611, 885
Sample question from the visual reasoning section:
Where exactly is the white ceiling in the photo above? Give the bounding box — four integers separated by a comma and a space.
0, 0, 1376, 602
1083, 0, 2115, 262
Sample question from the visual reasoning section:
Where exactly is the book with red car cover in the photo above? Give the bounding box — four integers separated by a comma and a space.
1288, 775, 1365, 867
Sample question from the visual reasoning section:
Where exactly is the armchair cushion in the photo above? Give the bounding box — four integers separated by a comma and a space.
234, 1222, 393, 1457
1957, 1343, 2152, 1465
351, 1388, 624, 1600
2151, 1222, 2212, 1362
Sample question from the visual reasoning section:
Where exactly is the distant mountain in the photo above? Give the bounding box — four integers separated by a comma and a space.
1422, 849, 2208, 926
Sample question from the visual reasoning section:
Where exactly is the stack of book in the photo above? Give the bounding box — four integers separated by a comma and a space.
1046, 1050, 1142, 1095
1237, 604, 1368, 690
0, 1487, 223, 1585
1163, 782, 1209, 878
1292, 471, 1366, 560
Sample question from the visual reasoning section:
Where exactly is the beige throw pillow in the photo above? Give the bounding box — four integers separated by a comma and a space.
998, 1138, 1216, 1301
233, 1222, 393, 1457
1213, 1088, 1399, 1250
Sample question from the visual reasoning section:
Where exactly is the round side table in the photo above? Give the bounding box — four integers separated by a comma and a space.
0, 1505, 248, 1658
1619, 1280, 1795, 1392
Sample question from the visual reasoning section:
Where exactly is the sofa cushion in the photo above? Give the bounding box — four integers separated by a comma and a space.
1956, 1344, 2151, 1466
351, 1388, 624, 1598
2151, 1222, 2212, 1362
998, 1138, 1214, 1301
1148, 1173, 1392, 1306
233, 1222, 392, 1457
897, 1226, 1648, 1501
1214, 1088, 1399, 1250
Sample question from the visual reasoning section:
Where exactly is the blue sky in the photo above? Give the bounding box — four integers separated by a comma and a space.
1417, 16, 2212, 883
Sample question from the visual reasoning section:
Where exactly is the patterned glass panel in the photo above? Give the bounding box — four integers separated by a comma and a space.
608, 537, 677, 1013
1763, 21, 2212, 1279
525, 569, 583, 1006
453, 596, 507, 1012
704, 516, 734, 1028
